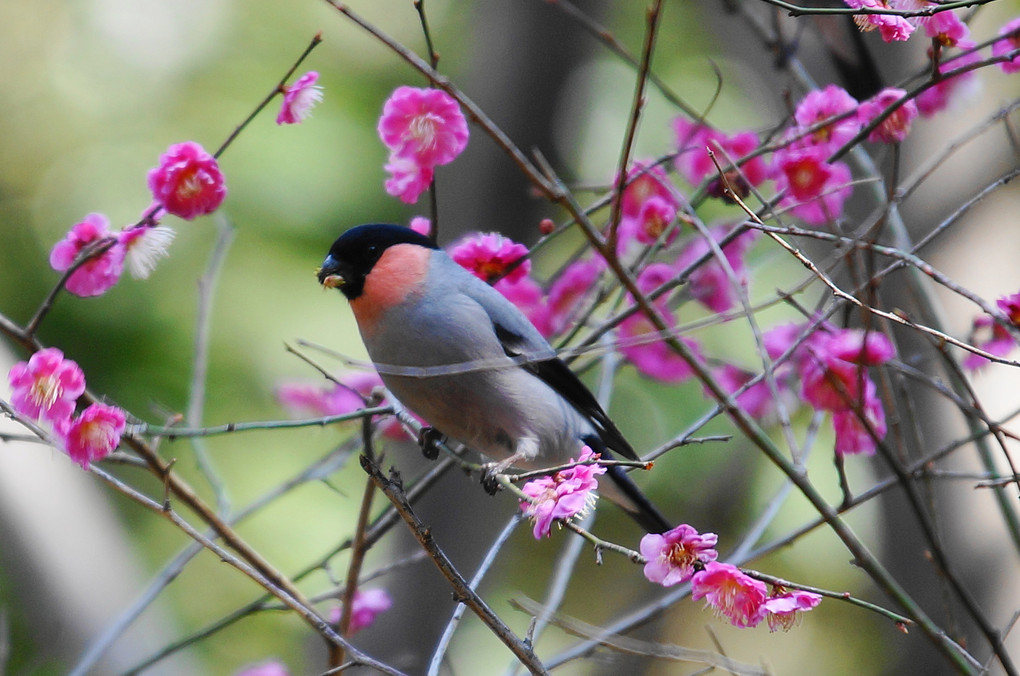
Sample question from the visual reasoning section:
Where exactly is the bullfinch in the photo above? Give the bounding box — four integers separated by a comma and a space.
317, 224, 670, 533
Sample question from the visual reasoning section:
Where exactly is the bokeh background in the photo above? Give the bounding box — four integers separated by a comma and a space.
1, 1, 1020, 674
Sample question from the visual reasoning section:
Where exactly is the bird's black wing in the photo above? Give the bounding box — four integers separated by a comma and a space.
492, 322, 639, 461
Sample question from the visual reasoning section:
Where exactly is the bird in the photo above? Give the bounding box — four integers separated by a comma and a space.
317, 223, 671, 534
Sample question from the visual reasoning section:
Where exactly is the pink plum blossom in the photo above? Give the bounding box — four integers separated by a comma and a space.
917, 51, 981, 117
710, 365, 776, 420
539, 259, 603, 337
764, 322, 892, 455
764, 588, 823, 632
674, 226, 756, 313
615, 162, 683, 258
995, 18, 1020, 74
118, 225, 175, 279
792, 85, 861, 153
775, 146, 834, 202
921, 9, 974, 49
844, 0, 915, 42
998, 292, 1020, 326
617, 196, 678, 250
378, 87, 468, 203
673, 119, 769, 189
619, 265, 700, 382
800, 356, 862, 412
277, 377, 376, 418
8, 348, 85, 425
61, 402, 126, 469
383, 154, 434, 204
691, 562, 768, 628
832, 380, 887, 456
148, 141, 226, 220
964, 315, 1016, 370
450, 232, 531, 284
519, 446, 606, 539
409, 216, 432, 237
276, 372, 409, 440
276, 71, 323, 125
617, 161, 678, 219
774, 153, 854, 225
378, 86, 469, 168
234, 661, 290, 676
634, 261, 676, 298
800, 329, 892, 412
763, 321, 808, 362
619, 310, 701, 384
640, 524, 718, 586
493, 276, 550, 336
49, 213, 126, 297
328, 588, 393, 634
858, 88, 918, 144
823, 328, 896, 365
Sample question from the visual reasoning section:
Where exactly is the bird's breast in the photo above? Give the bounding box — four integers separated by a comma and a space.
350, 244, 430, 337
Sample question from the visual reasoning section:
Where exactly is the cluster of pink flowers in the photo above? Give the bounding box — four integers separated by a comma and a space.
49, 140, 227, 297
774, 85, 862, 224
378, 86, 469, 204
50, 213, 177, 297
845, 0, 915, 42
764, 322, 894, 456
46, 72, 323, 301
7, 348, 126, 469
447, 224, 760, 386
668, 83, 917, 229
840, 4, 1020, 116
276, 371, 415, 441
639, 524, 821, 630
692, 562, 822, 630
843, 1, 982, 49
674, 118, 769, 198
614, 161, 683, 258
519, 446, 606, 539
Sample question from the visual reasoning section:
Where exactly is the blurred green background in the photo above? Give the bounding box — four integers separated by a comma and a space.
2, 1, 1019, 674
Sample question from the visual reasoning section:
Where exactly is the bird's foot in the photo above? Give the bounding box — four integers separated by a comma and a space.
479, 463, 504, 495
418, 427, 445, 460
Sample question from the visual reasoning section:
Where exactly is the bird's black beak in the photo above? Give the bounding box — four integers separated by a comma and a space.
317, 254, 345, 289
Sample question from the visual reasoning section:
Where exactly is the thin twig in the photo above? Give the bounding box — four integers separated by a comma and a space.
428, 514, 523, 676
187, 214, 234, 513
361, 454, 549, 674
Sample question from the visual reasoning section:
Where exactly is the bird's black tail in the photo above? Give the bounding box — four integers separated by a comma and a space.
584, 436, 672, 534
605, 462, 672, 534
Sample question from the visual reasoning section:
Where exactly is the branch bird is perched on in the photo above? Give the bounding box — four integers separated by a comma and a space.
317, 224, 670, 533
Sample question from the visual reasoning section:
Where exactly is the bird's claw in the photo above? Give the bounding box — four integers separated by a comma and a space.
418, 427, 445, 460
480, 464, 502, 495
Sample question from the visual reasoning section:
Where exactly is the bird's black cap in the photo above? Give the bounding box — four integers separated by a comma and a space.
317, 224, 438, 300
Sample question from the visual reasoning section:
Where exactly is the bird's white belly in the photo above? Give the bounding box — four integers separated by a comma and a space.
382, 367, 587, 469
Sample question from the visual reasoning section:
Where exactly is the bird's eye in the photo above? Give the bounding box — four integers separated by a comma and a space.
366, 244, 378, 257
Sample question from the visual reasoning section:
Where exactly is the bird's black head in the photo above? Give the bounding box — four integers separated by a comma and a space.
317, 223, 438, 300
